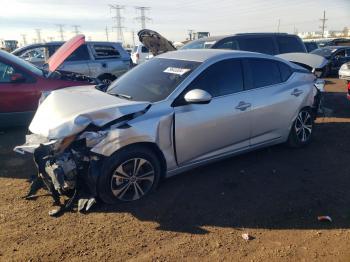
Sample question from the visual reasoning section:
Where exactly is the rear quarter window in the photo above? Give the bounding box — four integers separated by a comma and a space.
277, 36, 305, 53
93, 45, 121, 59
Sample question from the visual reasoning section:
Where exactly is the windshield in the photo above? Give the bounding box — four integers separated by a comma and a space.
181, 39, 217, 50
107, 58, 200, 102
311, 48, 337, 58
0, 50, 43, 76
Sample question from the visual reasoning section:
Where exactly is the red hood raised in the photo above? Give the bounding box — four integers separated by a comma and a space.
47, 34, 85, 72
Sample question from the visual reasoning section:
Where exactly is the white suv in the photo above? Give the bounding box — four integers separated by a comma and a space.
131, 44, 152, 65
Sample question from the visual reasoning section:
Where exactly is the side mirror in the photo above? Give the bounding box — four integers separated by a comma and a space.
10, 73, 25, 83
184, 89, 212, 104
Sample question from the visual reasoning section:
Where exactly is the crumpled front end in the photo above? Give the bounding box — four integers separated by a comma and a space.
15, 132, 105, 216
14, 85, 154, 216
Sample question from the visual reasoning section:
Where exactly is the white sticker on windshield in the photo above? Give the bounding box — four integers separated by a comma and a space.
163, 67, 191, 76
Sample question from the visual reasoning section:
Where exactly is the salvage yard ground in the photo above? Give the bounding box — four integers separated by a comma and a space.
1, 78, 350, 261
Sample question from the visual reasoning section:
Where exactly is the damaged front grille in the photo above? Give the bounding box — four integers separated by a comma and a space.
25, 136, 101, 217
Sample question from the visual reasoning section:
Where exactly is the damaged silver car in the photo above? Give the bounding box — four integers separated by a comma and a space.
15, 49, 325, 215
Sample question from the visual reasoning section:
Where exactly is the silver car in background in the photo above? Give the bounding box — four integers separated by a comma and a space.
13, 41, 131, 85
16, 49, 323, 213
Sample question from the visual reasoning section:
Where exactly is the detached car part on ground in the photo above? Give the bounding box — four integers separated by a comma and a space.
15, 49, 325, 216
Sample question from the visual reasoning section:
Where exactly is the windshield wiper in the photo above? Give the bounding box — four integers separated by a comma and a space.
113, 93, 132, 100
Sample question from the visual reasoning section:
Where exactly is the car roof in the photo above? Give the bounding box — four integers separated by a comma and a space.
189, 33, 297, 43
157, 49, 274, 63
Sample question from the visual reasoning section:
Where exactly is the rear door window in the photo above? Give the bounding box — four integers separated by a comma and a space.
93, 45, 120, 59
277, 36, 305, 53
247, 59, 282, 89
237, 37, 275, 55
186, 59, 244, 97
278, 62, 293, 81
66, 45, 90, 61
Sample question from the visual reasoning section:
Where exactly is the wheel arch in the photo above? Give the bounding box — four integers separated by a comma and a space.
104, 142, 167, 178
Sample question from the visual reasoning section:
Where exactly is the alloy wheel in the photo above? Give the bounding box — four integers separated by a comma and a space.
295, 110, 312, 143
111, 158, 155, 201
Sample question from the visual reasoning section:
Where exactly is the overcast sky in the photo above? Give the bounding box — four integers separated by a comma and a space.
0, 0, 349, 45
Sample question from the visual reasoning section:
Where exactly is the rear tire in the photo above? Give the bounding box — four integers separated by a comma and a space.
288, 108, 314, 148
98, 146, 161, 204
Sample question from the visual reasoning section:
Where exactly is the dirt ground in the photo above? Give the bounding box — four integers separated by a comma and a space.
1, 78, 350, 262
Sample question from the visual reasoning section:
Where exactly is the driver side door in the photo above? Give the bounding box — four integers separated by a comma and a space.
174, 59, 251, 165
0, 61, 39, 114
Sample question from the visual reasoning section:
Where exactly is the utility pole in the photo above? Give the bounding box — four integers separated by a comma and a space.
35, 29, 42, 43
319, 10, 328, 38
72, 25, 81, 35
105, 26, 109, 41
56, 24, 65, 41
188, 29, 194, 40
135, 6, 151, 29
131, 30, 136, 47
277, 19, 281, 33
21, 34, 27, 46
110, 4, 125, 43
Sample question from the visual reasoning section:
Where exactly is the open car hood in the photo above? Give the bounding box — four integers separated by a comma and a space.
47, 34, 85, 72
276, 53, 328, 70
138, 29, 176, 56
29, 86, 150, 139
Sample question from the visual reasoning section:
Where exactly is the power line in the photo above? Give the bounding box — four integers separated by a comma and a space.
72, 25, 81, 35
135, 6, 151, 30
56, 24, 65, 41
110, 4, 125, 43
35, 29, 42, 43
319, 10, 328, 38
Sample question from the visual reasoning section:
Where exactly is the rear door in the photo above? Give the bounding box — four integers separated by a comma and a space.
89, 44, 129, 78
243, 58, 303, 145
174, 59, 251, 165
59, 45, 91, 76
0, 60, 40, 113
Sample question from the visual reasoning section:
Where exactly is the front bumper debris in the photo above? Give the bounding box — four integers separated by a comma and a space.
16, 134, 100, 217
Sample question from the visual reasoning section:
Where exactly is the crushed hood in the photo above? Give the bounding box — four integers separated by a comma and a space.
276, 53, 328, 70
138, 29, 177, 56
47, 34, 85, 72
29, 86, 150, 139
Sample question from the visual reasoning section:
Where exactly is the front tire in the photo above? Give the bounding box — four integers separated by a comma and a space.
288, 108, 314, 148
98, 146, 161, 204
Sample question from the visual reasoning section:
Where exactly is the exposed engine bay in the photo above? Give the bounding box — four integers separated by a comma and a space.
21, 133, 102, 217
49, 69, 99, 85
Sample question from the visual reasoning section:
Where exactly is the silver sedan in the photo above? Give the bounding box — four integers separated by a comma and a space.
17, 49, 323, 208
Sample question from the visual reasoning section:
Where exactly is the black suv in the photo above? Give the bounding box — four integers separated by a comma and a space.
181, 33, 307, 55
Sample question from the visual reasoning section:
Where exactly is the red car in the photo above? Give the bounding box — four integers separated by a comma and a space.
0, 35, 97, 127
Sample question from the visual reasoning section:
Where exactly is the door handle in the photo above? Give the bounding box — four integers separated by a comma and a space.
291, 88, 303, 97
235, 101, 251, 111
